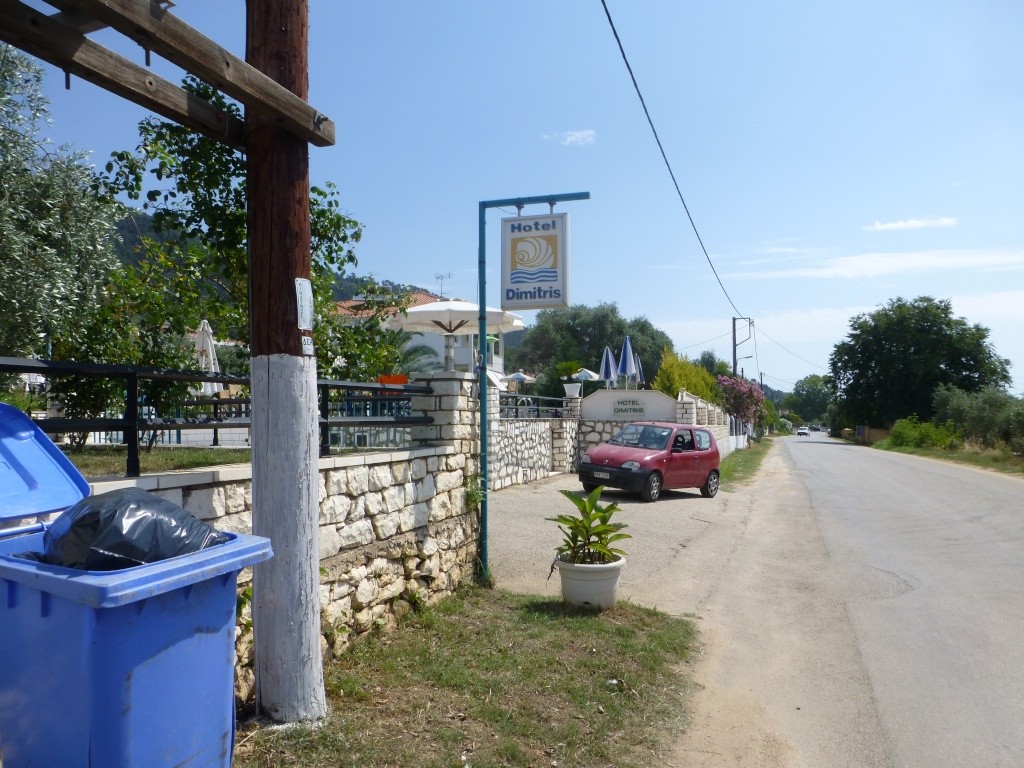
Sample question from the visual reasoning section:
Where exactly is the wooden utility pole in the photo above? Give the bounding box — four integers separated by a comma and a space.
246, 0, 326, 722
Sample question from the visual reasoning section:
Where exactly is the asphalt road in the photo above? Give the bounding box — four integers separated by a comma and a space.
487, 436, 1024, 767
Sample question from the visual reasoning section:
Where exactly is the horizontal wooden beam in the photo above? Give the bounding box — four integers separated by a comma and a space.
44, 0, 335, 147
0, 0, 246, 150
49, 9, 106, 33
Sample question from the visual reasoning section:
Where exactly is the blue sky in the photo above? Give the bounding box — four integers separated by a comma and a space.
27, 1, 1024, 391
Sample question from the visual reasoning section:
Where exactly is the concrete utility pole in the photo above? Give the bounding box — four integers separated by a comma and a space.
246, 0, 326, 722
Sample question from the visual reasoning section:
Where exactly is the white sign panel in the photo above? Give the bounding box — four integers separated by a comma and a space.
501, 213, 569, 311
295, 278, 314, 330
580, 389, 678, 421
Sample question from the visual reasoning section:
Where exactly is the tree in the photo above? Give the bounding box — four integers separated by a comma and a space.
103, 76, 403, 377
932, 384, 1024, 451
0, 45, 122, 360
506, 303, 673, 397
651, 348, 718, 402
786, 374, 831, 422
381, 329, 442, 375
697, 350, 731, 377
829, 296, 1010, 428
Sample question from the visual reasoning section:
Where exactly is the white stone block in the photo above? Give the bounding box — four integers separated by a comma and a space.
337, 518, 374, 549
372, 511, 401, 539
368, 464, 392, 492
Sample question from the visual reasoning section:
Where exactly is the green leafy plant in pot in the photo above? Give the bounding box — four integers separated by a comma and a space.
546, 486, 631, 609
555, 360, 584, 397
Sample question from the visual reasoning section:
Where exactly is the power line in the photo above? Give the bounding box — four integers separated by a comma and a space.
600, 0, 742, 317
678, 331, 733, 351
755, 325, 830, 372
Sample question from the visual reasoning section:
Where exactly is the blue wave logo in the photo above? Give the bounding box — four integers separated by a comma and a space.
510, 268, 558, 284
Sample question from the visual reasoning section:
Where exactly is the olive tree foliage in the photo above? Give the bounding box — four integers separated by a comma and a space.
0, 45, 122, 361
697, 350, 731, 377
828, 296, 1010, 428
102, 76, 404, 380
932, 384, 1024, 452
505, 303, 673, 397
651, 348, 718, 402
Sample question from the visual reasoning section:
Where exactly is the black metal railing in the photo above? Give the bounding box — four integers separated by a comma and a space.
497, 392, 571, 419
0, 357, 432, 477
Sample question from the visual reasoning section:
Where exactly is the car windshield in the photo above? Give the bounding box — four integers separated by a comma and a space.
609, 425, 671, 450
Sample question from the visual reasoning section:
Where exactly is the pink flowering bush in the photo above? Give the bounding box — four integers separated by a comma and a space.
716, 375, 765, 423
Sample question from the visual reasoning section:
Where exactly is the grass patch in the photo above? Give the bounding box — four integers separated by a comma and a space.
234, 587, 696, 768
873, 441, 1024, 476
61, 445, 252, 479
720, 435, 772, 489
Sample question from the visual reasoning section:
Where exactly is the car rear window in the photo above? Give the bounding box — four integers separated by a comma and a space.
695, 430, 712, 451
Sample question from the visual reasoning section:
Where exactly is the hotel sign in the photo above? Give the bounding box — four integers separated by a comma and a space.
500, 214, 569, 311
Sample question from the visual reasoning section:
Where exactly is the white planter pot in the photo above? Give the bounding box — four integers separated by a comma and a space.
562, 382, 582, 398
553, 554, 625, 610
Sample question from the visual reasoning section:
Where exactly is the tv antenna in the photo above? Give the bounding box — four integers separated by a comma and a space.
434, 271, 454, 298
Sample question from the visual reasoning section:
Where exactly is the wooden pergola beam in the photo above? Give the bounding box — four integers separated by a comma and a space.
43, 0, 335, 147
0, 0, 246, 150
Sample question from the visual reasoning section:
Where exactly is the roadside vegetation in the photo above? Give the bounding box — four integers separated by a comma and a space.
720, 434, 773, 487
64, 445, 252, 480
234, 587, 696, 768
872, 385, 1024, 476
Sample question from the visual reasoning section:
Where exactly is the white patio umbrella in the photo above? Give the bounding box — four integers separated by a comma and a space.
385, 299, 525, 370
633, 353, 645, 387
598, 346, 618, 389
618, 335, 638, 390
500, 369, 536, 395
500, 369, 536, 385
193, 319, 221, 396
572, 367, 601, 382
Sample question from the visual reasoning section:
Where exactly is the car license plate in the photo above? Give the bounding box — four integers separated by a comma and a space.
593, 471, 610, 479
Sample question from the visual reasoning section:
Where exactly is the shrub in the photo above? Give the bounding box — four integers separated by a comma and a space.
889, 415, 958, 449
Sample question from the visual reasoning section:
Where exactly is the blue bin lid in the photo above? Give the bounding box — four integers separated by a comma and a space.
0, 403, 90, 523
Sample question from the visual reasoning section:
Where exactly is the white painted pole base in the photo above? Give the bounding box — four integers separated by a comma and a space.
250, 353, 327, 722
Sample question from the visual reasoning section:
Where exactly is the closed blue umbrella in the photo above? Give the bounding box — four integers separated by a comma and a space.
618, 336, 637, 389
633, 353, 645, 387
599, 346, 618, 389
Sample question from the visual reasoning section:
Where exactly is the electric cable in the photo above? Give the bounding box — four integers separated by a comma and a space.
600, 0, 742, 317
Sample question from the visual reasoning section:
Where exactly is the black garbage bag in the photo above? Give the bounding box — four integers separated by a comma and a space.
42, 487, 230, 571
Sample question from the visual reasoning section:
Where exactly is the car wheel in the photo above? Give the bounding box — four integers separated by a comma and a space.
581, 482, 598, 494
641, 472, 662, 502
700, 470, 720, 498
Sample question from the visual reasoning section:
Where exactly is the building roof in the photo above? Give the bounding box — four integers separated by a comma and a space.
335, 289, 444, 319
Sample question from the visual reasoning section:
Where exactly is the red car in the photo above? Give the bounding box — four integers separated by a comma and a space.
577, 421, 721, 502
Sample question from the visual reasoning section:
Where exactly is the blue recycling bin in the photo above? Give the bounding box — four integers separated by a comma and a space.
0, 403, 272, 767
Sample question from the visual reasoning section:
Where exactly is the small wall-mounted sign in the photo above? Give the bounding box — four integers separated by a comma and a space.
295, 278, 314, 331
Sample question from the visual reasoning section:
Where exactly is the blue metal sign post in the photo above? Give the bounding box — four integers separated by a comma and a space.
476, 192, 590, 579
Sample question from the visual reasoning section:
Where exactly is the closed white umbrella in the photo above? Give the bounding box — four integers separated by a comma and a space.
598, 346, 618, 389
385, 299, 525, 370
618, 335, 638, 390
193, 320, 221, 396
